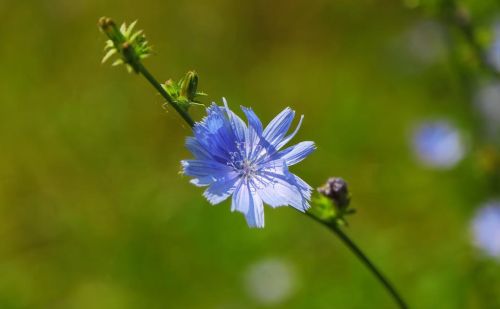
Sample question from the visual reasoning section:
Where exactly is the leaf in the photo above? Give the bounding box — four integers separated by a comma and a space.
120, 22, 126, 34
125, 20, 138, 37
112, 58, 124, 66
102, 48, 117, 63
129, 30, 143, 43
104, 40, 114, 50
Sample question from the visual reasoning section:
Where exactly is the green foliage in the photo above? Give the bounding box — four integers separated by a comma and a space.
162, 71, 207, 112
310, 194, 356, 227
1, 0, 500, 308
100, 18, 152, 73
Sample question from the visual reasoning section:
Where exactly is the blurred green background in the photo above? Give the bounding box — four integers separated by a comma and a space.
1, 0, 500, 308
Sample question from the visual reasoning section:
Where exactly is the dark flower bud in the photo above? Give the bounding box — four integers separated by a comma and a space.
318, 177, 350, 209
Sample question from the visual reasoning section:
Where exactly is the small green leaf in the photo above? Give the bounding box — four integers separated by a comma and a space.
102, 48, 117, 63
104, 40, 114, 50
112, 58, 124, 66
126, 20, 138, 37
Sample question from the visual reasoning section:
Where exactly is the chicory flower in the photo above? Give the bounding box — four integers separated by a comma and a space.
181, 99, 315, 228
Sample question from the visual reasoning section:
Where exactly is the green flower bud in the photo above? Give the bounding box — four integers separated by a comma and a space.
99, 17, 151, 73
163, 79, 179, 99
99, 17, 124, 44
179, 71, 199, 102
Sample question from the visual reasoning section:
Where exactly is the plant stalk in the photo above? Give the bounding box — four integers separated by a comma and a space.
306, 212, 408, 309
134, 61, 195, 128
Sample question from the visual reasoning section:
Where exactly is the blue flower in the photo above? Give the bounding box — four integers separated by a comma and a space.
411, 120, 465, 169
181, 99, 315, 228
471, 201, 500, 259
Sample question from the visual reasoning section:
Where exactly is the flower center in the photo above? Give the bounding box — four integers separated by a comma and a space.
241, 159, 257, 178
226, 141, 260, 179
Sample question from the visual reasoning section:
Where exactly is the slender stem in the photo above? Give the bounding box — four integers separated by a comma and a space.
441, 0, 500, 78
135, 61, 195, 128
439, 0, 500, 196
306, 212, 408, 309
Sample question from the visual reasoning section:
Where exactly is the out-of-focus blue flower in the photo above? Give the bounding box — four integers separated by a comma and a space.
412, 121, 465, 169
487, 21, 500, 72
471, 201, 500, 259
181, 99, 315, 228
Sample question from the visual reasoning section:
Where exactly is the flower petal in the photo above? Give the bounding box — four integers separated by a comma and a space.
189, 177, 213, 187
276, 115, 304, 149
185, 137, 213, 161
241, 106, 265, 160
223, 98, 247, 143
241, 106, 263, 134
276, 141, 316, 166
257, 166, 311, 212
232, 180, 265, 228
193, 103, 236, 161
181, 159, 233, 186
262, 107, 295, 148
203, 173, 240, 204
289, 173, 313, 204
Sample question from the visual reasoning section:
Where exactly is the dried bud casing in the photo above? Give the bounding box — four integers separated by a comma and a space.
318, 177, 351, 209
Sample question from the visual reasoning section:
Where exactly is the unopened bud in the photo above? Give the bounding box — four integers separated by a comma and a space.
99, 17, 123, 43
180, 71, 199, 101
98, 17, 115, 29
318, 177, 350, 208
163, 79, 178, 98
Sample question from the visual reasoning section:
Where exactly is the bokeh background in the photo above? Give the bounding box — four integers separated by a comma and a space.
1, 0, 500, 308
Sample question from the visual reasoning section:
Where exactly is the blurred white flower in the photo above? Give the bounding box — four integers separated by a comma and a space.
487, 21, 500, 72
412, 121, 466, 169
244, 258, 297, 305
474, 82, 500, 137
406, 20, 446, 65
471, 201, 500, 259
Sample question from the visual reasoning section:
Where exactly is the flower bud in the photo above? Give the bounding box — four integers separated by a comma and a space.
99, 17, 124, 44
180, 71, 199, 102
99, 17, 151, 73
318, 177, 351, 209
98, 17, 114, 31
163, 79, 178, 99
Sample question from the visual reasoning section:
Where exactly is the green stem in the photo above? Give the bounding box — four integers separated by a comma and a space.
439, 0, 500, 195
306, 212, 408, 309
135, 61, 195, 128
441, 0, 500, 79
